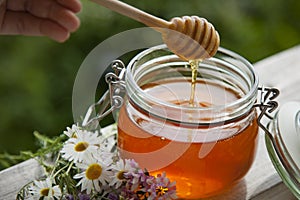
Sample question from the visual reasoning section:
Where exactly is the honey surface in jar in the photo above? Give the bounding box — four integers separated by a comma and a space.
117, 78, 259, 199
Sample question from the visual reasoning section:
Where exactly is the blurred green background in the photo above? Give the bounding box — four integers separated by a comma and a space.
0, 0, 299, 169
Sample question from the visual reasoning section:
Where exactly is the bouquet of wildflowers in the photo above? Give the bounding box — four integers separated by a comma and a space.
16, 124, 177, 200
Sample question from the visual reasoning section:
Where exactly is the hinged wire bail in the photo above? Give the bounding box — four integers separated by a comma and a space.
254, 86, 280, 138
82, 60, 126, 129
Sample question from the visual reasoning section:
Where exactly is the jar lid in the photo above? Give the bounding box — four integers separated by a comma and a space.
266, 101, 300, 198
277, 101, 300, 169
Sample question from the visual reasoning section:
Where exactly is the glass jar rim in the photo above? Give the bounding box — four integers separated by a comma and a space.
125, 44, 259, 124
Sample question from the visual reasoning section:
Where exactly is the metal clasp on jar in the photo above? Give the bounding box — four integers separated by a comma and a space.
254, 86, 280, 133
254, 87, 280, 152
82, 60, 126, 129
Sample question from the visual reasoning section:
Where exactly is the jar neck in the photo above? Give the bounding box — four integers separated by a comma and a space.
125, 44, 258, 125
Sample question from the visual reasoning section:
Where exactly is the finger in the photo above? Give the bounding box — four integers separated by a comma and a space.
56, 0, 82, 13
7, 0, 81, 13
7, 0, 80, 32
25, 0, 80, 32
6, 0, 27, 11
0, 0, 6, 28
1, 11, 70, 42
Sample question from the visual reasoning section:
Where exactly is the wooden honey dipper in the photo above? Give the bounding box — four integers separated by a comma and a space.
91, 0, 220, 61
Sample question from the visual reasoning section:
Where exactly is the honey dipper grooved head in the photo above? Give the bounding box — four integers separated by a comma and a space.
162, 16, 220, 61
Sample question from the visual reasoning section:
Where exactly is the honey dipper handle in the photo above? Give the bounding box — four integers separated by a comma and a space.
91, 0, 171, 28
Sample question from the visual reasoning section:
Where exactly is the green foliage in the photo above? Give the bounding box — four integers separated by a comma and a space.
0, 131, 66, 169
0, 0, 300, 169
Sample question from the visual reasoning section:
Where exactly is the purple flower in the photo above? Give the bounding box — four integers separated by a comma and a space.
65, 194, 74, 200
108, 193, 119, 200
65, 193, 90, 200
126, 159, 140, 170
78, 193, 91, 200
148, 172, 177, 200
120, 185, 137, 199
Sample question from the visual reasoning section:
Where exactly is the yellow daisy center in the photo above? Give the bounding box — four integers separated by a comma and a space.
86, 163, 102, 180
156, 186, 168, 196
74, 141, 89, 152
117, 170, 126, 180
40, 187, 53, 196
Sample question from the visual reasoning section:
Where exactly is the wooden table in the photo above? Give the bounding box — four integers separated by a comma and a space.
1, 45, 300, 200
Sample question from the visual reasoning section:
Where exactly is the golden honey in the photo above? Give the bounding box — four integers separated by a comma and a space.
118, 78, 258, 199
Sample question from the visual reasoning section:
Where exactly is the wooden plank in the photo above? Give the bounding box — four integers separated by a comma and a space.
251, 183, 297, 200
0, 159, 44, 200
254, 45, 300, 104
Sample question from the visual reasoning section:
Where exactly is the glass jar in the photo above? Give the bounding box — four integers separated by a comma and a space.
117, 44, 259, 199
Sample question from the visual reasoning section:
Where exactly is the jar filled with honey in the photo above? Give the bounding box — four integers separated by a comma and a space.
116, 44, 260, 199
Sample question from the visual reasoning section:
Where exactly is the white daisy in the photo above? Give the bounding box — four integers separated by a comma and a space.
94, 145, 115, 165
109, 159, 138, 189
63, 124, 81, 138
60, 129, 101, 163
29, 178, 62, 200
74, 157, 112, 194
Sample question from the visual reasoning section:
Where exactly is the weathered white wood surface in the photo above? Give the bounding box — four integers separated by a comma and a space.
1, 45, 300, 200
0, 158, 44, 200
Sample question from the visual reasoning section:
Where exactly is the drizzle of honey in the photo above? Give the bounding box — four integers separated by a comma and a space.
189, 60, 201, 106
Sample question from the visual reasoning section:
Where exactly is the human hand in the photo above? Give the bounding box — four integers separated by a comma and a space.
0, 0, 81, 42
